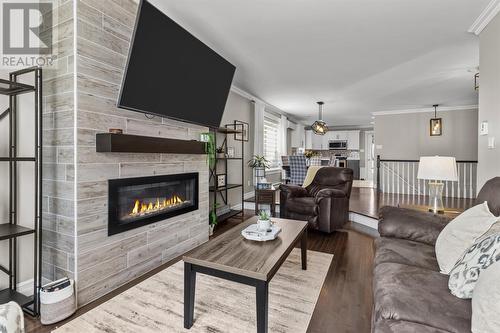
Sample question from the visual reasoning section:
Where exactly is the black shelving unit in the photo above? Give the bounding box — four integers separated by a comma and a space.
209, 124, 245, 222
0, 67, 42, 316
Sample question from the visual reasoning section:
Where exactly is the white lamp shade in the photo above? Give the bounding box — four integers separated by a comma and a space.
417, 156, 458, 181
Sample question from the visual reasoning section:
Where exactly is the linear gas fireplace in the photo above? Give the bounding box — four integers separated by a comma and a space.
108, 173, 199, 236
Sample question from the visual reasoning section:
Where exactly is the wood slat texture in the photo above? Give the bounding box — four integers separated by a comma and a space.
183, 217, 307, 281
96, 133, 207, 154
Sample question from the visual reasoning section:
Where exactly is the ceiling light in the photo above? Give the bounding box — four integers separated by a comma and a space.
311, 101, 328, 135
430, 104, 442, 136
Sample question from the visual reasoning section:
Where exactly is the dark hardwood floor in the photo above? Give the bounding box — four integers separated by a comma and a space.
25, 210, 376, 333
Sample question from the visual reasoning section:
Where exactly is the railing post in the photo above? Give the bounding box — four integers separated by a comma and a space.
376, 155, 381, 192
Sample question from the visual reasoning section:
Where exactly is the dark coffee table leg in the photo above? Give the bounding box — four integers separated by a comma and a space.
301, 229, 307, 270
184, 262, 196, 329
256, 281, 269, 333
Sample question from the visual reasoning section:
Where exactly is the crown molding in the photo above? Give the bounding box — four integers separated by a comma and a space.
468, 0, 500, 35
230, 85, 306, 124
372, 105, 478, 116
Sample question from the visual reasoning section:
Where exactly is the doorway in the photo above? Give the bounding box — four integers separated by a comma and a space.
365, 131, 375, 183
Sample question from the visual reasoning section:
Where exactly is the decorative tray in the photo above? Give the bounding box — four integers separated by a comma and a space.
241, 223, 281, 241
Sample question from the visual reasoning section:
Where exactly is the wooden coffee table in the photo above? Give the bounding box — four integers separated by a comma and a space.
183, 216, 308, 333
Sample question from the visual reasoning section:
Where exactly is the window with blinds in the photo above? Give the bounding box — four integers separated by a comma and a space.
263, 113, 281, 168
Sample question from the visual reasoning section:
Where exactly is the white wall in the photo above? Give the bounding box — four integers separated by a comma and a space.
219, 91, 254, 205
478, 13, 500, 188
374, 108, 478, 161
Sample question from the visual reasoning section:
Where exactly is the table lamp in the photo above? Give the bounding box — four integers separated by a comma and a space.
417, 156, 458, 214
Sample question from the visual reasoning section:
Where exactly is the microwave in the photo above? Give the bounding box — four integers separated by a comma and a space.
329, 140, 347, 150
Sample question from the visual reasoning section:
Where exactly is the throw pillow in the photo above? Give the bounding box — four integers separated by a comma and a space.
472, 261, 500, 332
435, 202, 498, 274
448, 232, 500, 299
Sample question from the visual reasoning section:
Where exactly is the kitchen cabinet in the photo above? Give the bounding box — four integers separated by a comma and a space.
305, 130, 312, 149
331, 131, 348, 141
347, 130, 360, 150
291, 125, 305, 148
347, 160, 360, 180
311, 132, 323, 149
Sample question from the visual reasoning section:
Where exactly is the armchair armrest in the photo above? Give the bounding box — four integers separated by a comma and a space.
378, 206, 452, 246
279, 184, 308, 198
315, 188, 347, 203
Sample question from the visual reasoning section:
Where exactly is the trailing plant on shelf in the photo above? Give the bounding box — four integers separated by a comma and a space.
202, 132, 216, 169
209, 203, 220, 236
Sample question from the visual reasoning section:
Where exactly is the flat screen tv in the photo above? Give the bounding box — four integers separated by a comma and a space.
118, 0, 236, 129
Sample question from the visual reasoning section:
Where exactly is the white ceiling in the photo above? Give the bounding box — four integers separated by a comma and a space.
150, 0, 489, 126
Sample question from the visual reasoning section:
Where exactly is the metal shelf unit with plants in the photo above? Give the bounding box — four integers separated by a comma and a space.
0, 67, 43, 316
208, 124, 245, 224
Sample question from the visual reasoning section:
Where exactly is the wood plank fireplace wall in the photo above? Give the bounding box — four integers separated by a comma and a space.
43, 0, 210, 307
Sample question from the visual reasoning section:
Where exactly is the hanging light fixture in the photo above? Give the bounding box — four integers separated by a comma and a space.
430, 104, 442, 136
311, 101, 328, 135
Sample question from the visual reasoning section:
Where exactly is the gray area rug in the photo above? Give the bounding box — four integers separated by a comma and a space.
54, 249, 333, 333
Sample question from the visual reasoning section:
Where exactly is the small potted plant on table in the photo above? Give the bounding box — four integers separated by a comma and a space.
257, 210, 272, 232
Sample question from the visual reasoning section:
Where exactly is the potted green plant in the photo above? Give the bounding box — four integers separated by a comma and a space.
247, 155, 270, 185
304, 150, 319, 159
257, 210, 272, 231
216, 146, 226, 159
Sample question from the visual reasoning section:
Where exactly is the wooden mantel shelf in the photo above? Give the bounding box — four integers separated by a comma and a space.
96, 133, 206, 154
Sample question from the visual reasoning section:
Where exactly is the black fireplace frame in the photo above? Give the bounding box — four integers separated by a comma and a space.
108, 173, 199, 236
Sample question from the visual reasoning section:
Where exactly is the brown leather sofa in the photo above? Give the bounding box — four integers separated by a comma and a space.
279, 167, 353, 233
372, 177, 500, 333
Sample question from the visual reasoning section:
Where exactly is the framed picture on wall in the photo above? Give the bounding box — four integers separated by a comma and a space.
430, 118, 442, 136
234, 120, 249, 142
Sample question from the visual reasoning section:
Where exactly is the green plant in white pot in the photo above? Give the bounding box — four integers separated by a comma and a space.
247, 155, 270, 185
257, 210, 272, 232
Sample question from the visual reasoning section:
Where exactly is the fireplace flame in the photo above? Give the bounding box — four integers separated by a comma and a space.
129, 195, 185, 218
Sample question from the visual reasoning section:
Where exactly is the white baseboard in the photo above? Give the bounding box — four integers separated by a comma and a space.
244, 191, 254, 200
349, 212, 378, 230
16, 278, 34, 296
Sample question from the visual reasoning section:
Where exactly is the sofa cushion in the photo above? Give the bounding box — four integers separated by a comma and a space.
373, 320, 451, 333
374, 263, 471, 333
435, 202, 498, 274
374, 238, 439, 271
449, 232, 500, 299
472, 261, 500, 333
286, 197, 317, 216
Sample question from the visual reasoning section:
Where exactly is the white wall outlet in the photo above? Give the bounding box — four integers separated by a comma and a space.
247, 180, 251, 186
376, 145, 383, 150
488, 137, 495, 149
480, 121, 489, 136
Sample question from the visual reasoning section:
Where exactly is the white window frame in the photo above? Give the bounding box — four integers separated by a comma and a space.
263, 111, 282, 171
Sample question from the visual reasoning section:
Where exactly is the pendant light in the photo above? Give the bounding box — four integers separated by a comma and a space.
311, 101, 328, 135
430, 104, 442, 136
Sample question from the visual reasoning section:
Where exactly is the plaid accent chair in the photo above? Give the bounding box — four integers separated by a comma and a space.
309, 156, 322, 166
289, 155, 308, 185
281, 156, 291, 184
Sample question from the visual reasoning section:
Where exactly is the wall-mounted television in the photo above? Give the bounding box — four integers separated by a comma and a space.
118, 0, 236, 129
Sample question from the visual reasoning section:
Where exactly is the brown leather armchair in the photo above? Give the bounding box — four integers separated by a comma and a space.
279, 167, 353, 233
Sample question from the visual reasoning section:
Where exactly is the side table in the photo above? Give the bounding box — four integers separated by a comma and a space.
255, 187, 278, 217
